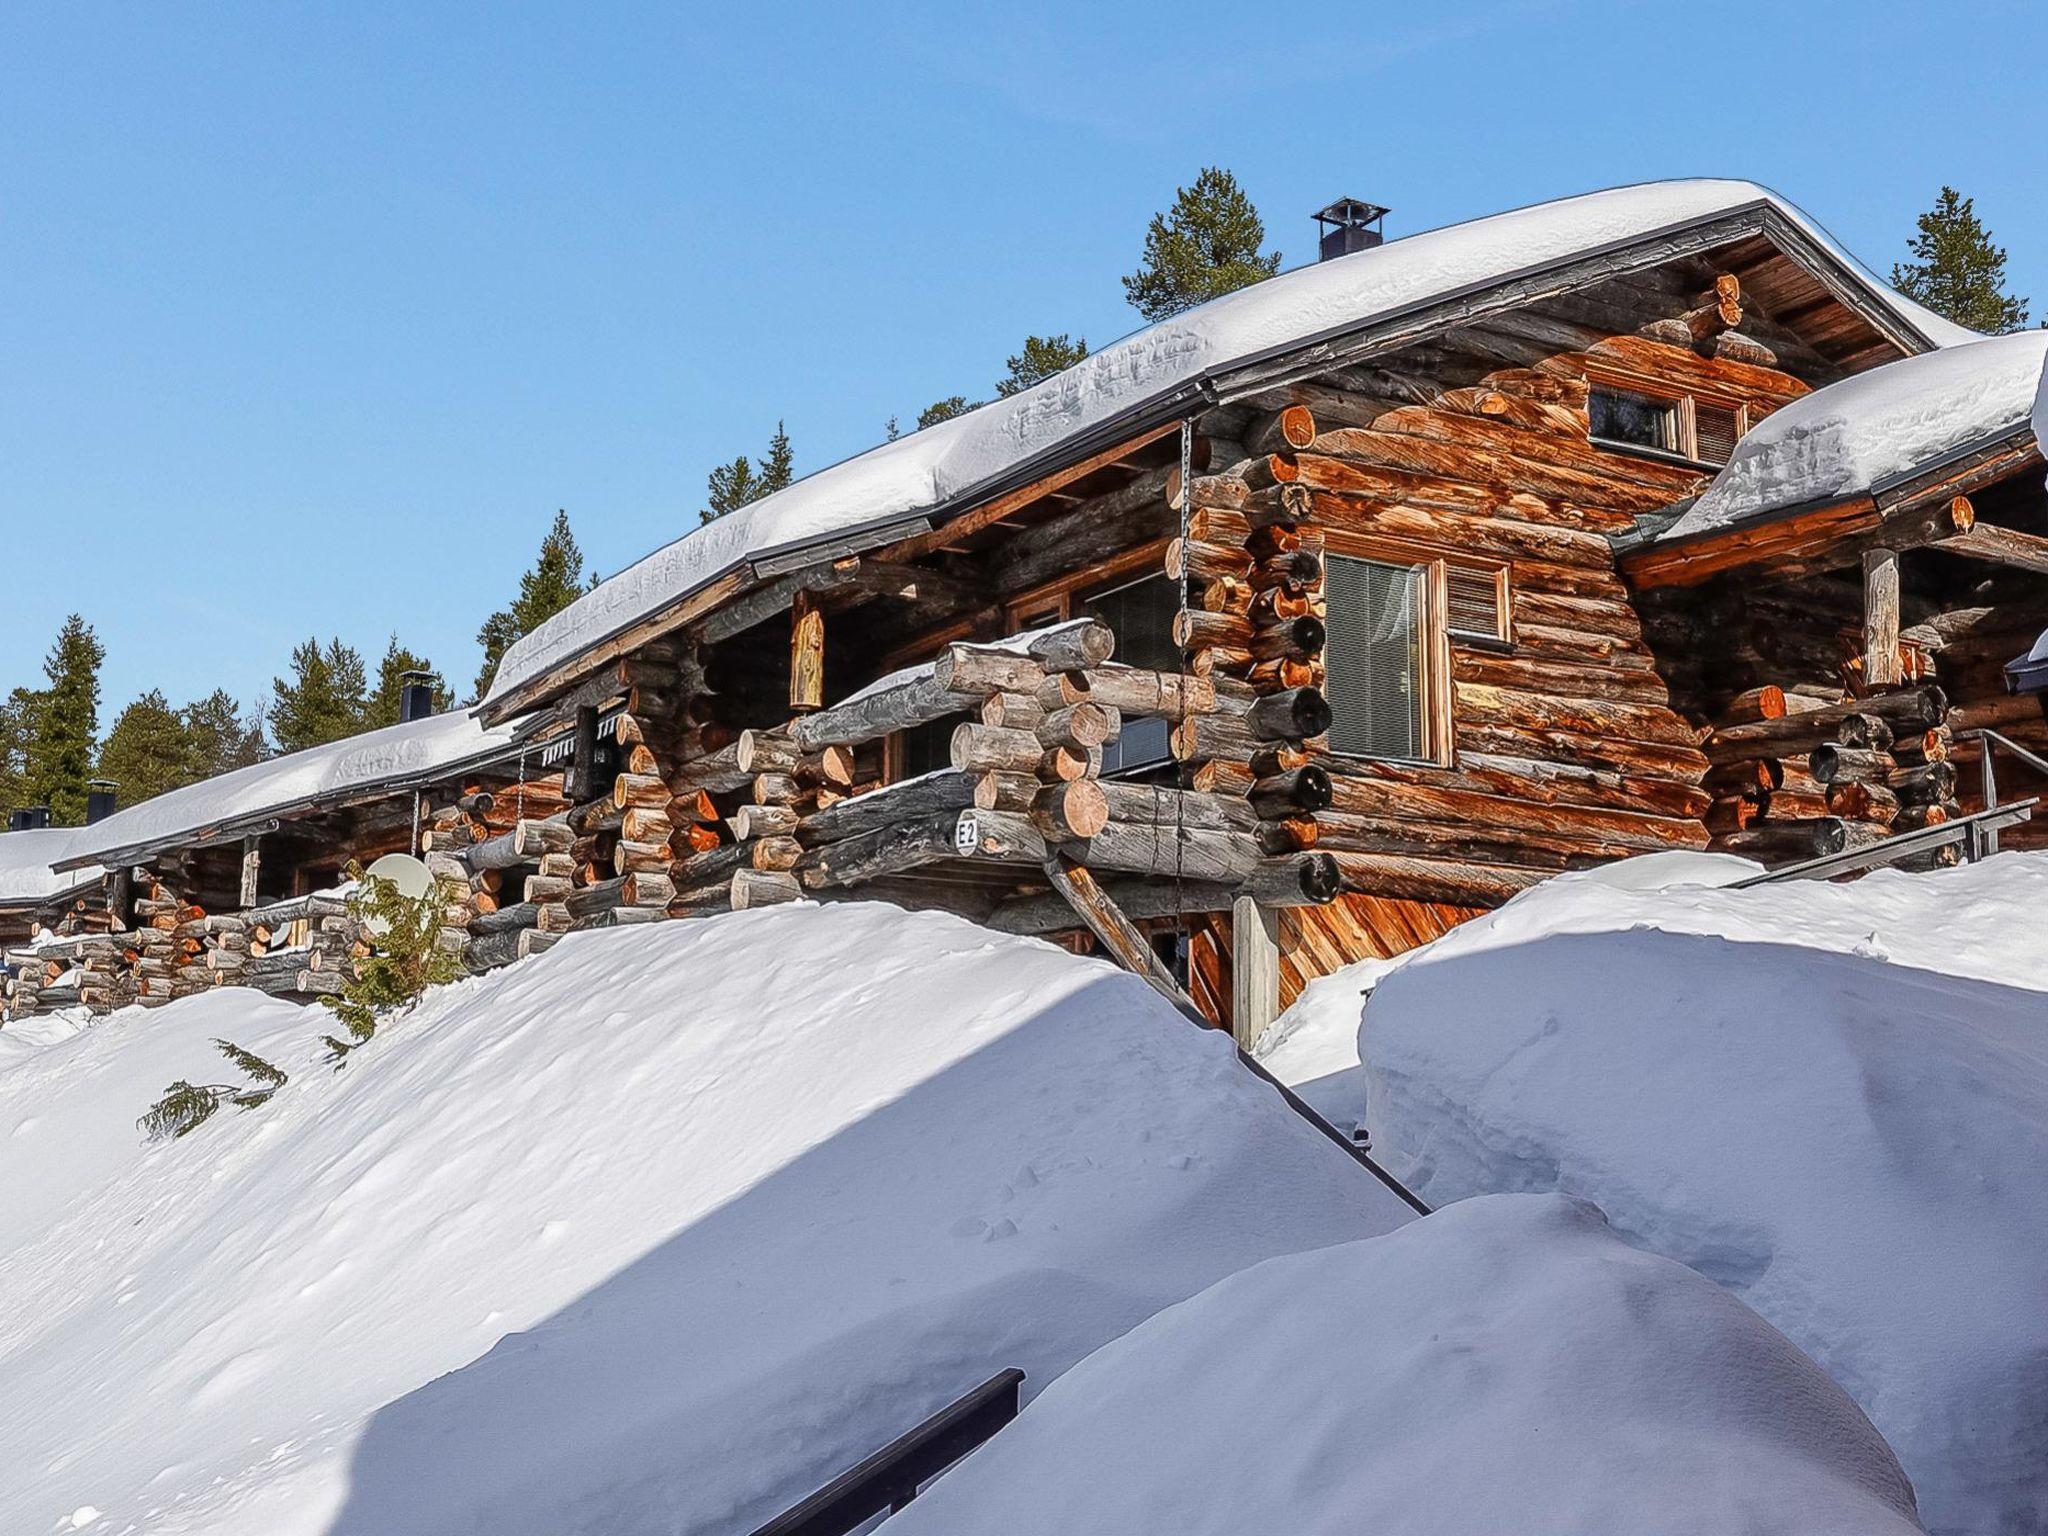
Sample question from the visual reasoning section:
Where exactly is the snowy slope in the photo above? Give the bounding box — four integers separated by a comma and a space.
1298, 853, 2048, 1536
0, 903, 1412, 1536
1668, 329, 2048, 539
486, 179, 1967, 706
888, 1194, 1924, 1536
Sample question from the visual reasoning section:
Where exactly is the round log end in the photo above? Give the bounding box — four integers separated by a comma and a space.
1278, 404, 1316, 449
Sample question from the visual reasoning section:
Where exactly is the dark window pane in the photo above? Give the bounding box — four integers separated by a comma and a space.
1590, 389, 1678, 454
1081, 575, 1179, 772
1326, 556, 1424, 760
898, 713, 962, 778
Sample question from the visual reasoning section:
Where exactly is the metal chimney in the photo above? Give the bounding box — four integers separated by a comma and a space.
1314, 198, 1389, 261
399, 669, 436, 724
85, 780, 119, 825
9, 806, 52, 831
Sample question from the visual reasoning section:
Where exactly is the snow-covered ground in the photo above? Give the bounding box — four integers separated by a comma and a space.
888, 1193, 1925, 1535
1262, 851, 2048, 1536
0, 903, 1414, 1536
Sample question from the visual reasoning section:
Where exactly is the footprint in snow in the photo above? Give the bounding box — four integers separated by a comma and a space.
984, 1218, 1018, 1242
950, 1216, 987, 1238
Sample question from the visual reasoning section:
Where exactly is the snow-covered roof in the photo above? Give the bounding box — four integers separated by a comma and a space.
0, 828, 105, 911
485, 179, 1969, 708
1663, 329, 2048, 541
58, 709, 527, 868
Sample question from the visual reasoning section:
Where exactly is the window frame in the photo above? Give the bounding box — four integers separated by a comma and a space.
1320, 530, 1456, 768
1586, 369, 1751, 470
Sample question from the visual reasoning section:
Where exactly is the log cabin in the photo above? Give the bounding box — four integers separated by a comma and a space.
14, 178, 2047, 1041
0, 827, 111, 1018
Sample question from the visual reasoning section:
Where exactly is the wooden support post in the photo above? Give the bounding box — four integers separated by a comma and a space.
1863, 548, 1901, 689
791, 589, 825, 713
569, 705, 599, 803
1230, 894, 1280, 1051
238, 836, 261, 909
1040, 856, 1206, 1026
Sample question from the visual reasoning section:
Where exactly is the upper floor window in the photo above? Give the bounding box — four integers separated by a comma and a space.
1589, 385, 1747, 467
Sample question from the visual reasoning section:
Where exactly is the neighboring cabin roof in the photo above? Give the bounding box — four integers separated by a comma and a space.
482, 179, 1970, 713
1661, 329, 2048, 543
0, 828, 105, 914
55, 709, 529, 871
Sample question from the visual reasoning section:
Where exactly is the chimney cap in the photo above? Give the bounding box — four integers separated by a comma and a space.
1314, 197, 1391, 229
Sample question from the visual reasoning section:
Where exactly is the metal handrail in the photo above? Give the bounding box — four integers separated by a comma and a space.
1958, 727, 2048, 857
749, 1369, 1025, 1536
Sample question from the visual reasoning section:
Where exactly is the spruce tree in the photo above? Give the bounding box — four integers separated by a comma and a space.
1891, 187, 2031, 333
1122, 167, 1281, 322
0, 687, 42, 818
474, 510, 592, 695
96, 690, 193, 805
269, 638, 367, 754
183, 690, 267, 777
997, 334, 1089, 396
24, 615, 104, 824
138, 1038, 288, 1141
364, 637, 450, 729
319, 862, 465, 1061
700, 422, 796, 525
917, 395, 980, 429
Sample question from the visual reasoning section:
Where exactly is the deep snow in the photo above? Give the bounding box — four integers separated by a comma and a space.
1263, 851, 2048, 1536
1667, 329, 2048, 539
0, 902, 1414, 1536
887, 1193, 1925, 1536
0, 825, 105, 909
485, 179, 1969, 706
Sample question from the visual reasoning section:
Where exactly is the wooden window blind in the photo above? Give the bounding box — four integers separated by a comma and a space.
1693, 401, 1742, 466
1444, 563, 1510, 644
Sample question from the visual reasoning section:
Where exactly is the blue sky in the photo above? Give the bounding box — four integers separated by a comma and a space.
4, 0, 2043, 719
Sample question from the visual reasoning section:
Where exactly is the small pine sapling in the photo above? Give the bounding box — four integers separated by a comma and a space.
319, 862, 466, 1063
138, 1038, 291, 1141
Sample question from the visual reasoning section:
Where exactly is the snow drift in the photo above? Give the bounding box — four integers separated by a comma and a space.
0, 902, 1413, 1536
887, 1193, 1924, 1536
1272, 852, 2048, 1536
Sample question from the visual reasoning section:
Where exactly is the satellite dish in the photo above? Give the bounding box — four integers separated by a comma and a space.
360, 852, 435, 939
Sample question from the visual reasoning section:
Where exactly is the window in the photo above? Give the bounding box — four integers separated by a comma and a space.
891, 713, 962, 780
1324, 555, 1431, 762
1590, 384, 1747, 467
1589, 388, 1681, 455
1079, 574, 1178, 774
1444, 562, 1511, 646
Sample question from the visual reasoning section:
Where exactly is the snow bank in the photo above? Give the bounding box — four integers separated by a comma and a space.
0, 902, 1411, 1536
0, 825, 104, 909
486, 179, 1966, 706
1342, 852, 2048, 1535
61, 708, 525, 866
1668, 329, 2048, 539
888, 1193, 1923, 1535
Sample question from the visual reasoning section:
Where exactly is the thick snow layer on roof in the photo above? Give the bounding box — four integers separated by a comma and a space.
888, 1193, 1924, 1536
0, 827, 104, 908
0, 902, 1411, 1536
1275, 852, 2048, 1535
1666, 329, 2048, 539
485, 179, 1966, 706
62, 708, 523, 864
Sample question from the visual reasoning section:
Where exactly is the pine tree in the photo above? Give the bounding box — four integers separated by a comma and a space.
0, 687, 43, 818
183, 690, 267, 778
474, 510, 592, 695
997, 334, 1089, 396
700, 423, 796, 525
917, 395, 980, 429
1122, 167, 1281, 322
319, 862, 466, 1060
138, 1039, 289, 1141
96, 690, 194, 805
1891, 187, 2031, 333
364, 638, 450, 729
269, 638, 368, 755
23, 615, 104, 824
